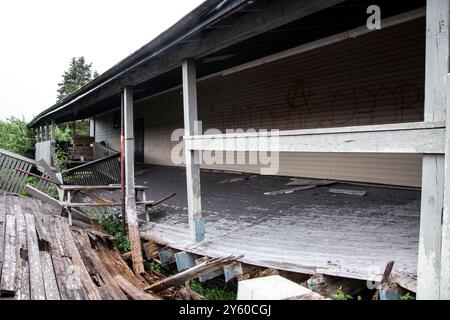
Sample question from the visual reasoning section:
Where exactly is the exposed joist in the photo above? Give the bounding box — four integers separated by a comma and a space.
185, 122, 445, 154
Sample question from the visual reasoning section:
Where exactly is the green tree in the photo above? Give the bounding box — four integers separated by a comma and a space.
0, 117, 34, 158
57, 56, 98, 101
56, 57, 98, 140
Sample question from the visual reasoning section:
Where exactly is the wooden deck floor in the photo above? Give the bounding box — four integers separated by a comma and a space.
133, 165, 420, 292
0, 193, 159, 300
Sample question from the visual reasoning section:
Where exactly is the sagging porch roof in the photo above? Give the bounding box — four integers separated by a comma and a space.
29, 0, 425, 128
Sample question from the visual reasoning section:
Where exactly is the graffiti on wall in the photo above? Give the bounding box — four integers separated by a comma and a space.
216, 78, 424, 130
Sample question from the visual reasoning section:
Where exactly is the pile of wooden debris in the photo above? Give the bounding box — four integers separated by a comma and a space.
0, 193, 211, 300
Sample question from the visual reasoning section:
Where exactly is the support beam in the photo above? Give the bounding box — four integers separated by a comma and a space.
185, 122, 445, 154
123, 86, 144, 274
182, 58, 204, 242
417, 0, 449, 300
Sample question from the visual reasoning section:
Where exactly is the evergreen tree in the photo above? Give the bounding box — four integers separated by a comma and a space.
56, 57, 98, 101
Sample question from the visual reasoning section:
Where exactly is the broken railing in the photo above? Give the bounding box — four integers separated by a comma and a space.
0, 148, 36, 194
93, 142, 118, 160
63, 153, 121, 185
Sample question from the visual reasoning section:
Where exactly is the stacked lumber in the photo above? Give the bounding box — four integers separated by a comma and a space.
0, 193, 160, 300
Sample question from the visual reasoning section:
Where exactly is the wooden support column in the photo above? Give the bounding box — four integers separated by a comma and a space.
40, 126, 45, 142
50, 120, 56, 142
417, 0, 449, 300
123, 86, 144, 274
45, 123, 50, 141
182, 58, 204, 242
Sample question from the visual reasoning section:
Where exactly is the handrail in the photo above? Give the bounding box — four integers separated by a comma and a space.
0, 148, 36, 165
64, 153, 120, 174
93, 142, 118, 154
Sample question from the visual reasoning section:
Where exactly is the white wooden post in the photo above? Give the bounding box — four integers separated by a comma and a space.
40, 126, 45, 142
89, 117, 95, 138
417, 0, 449, 300
182, 58, 204, 242
123, 86, 144, 274
45, 123, 50, 141
50, 120, 56, 142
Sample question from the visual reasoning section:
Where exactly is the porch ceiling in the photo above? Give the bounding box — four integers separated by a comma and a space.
29, 0, 425, 127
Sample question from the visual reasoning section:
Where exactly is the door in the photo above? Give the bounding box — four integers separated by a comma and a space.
135, 118, 145, 163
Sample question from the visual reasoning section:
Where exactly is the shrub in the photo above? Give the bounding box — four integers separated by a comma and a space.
0, 117, 34, 158
99, 211, 131, 252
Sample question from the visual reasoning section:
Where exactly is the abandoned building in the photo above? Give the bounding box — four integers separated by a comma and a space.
7, 0, 450, 299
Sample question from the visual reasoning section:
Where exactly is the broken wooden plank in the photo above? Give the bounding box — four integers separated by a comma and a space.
24, 212, 46, 300
24, 185, 61, 208
286, 178, 336, 186
264, 185, 317, 196
143, 241, 162, 260
47, 215, 82, 300
381, 261, 396, 284
218, 175, 258, 184
0, 213, 17, 297
57, 218, 102, 300
114, 274, 158, 300
40, 251, 61, 300
73, 229, 127, 300
145, 256, 238, 293
31, 202, 52, 250
36, 159, 62, 185
14, 197, 30, 300
329, 188, 367, 196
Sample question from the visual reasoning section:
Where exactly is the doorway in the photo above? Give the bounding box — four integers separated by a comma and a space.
135, 118, 144, 163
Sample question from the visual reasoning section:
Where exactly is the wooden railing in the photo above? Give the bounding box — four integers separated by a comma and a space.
63, 153, 121, 185
0, 148, 35, 194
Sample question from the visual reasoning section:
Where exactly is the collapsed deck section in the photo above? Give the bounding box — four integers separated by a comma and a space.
0, 193, 159, 300
137, 165, 420, 291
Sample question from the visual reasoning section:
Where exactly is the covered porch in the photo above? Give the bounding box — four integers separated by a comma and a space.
27, 0, 450, 299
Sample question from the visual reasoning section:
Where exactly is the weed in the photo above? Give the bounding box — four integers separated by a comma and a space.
145, 261, 164, 274
54, 148, 71, 171
20, 176, 38, 197
99, 211, 130, 252
190, 279, 237, 300
332, 286, 353, 300
400, 292, 415, 300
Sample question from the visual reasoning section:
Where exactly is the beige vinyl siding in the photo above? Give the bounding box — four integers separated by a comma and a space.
94, 111, 120, 151
96, 18, 425, 187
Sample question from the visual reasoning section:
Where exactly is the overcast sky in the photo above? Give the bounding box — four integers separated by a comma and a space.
0, 0, 204, 122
